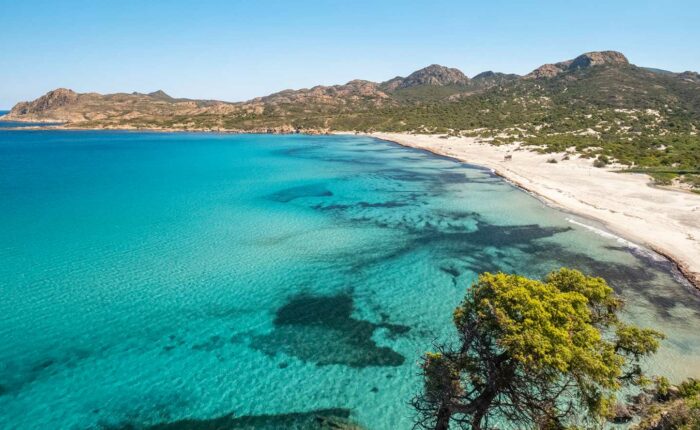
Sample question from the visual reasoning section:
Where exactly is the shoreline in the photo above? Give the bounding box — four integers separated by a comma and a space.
361, 132, 700, 291
2, 121, 699, 290
0, 117, 330, 135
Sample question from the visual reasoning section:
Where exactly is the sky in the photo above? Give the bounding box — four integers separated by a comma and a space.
1, 0, 699, 108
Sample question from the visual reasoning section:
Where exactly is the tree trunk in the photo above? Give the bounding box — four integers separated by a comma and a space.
467, 356, 515, 430
434, 405, 452, 430
471, 407, 486, 430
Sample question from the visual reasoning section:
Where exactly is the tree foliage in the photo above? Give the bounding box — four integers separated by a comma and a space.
412, 268, 664, 430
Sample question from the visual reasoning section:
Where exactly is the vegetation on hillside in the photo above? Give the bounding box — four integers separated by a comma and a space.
632, 377, 700, 430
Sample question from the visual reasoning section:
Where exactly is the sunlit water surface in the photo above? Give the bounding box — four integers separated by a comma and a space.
1, 131, 699, 429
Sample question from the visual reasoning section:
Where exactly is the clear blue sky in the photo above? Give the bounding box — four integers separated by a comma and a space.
1, 0, 698, 108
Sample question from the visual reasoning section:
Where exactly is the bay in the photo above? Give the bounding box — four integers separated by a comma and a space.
1, 130, 698, 429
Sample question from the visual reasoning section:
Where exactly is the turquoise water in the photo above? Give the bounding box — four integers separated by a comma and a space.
1, 130, 699, 429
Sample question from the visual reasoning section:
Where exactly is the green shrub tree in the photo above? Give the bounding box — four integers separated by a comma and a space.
412, 268, 664, 430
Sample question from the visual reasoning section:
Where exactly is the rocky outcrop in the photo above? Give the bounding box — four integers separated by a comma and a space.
145, 90, 174, 101
570, 51, 629, 69
526, 51, 629, 79
1, 88, 243, 123
610, 403, 634, 424
253, 79, 391, 109
471, 71, 520, 88
9, 88, 79, 118
679, 71, 700, 83
381, 64, 470, 90
527, 62, 572, 79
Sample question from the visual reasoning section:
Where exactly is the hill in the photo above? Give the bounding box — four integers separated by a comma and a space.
3, 50, 699, 187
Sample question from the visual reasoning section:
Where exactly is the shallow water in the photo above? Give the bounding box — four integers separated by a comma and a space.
1, 131, 699, 429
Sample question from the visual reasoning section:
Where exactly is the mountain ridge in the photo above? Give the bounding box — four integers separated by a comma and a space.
525, 51, 630, 79
6, 50, 666, 124
2, 51, 699, 167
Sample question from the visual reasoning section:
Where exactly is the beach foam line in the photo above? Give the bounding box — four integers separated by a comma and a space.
566, 216, 699, 287
567, 217, 640, 248
566, 217, 670, 263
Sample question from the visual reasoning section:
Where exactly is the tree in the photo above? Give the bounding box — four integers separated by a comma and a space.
412, 268, 664, 430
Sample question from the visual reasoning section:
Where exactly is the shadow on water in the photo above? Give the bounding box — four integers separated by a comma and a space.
0, 348, 93, 397
425, 226, 700, 321
312, 200, 411, 211
294, 178, 700, 323
272, 144, 387, 167
228, 138, 700, 350
537, 243, 700, 320
331, 212, 573, 274
105, 408, 360, 430
250, 293, 409, 368
267, 184, 333, 203
263, 137, 700, 353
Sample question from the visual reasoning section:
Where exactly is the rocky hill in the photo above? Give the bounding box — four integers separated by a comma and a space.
525, 51, 629, 79
4, 88, 238, 124
471, 71, 520, 87
7, 50, 695, 131
380, 64, 470, 90
0, 62, 490, 127
3, 50, 699, 178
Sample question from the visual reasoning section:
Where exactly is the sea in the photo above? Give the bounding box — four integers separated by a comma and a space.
1, 124, 699, 429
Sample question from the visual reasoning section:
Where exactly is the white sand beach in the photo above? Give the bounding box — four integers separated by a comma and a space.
368, 132, 700, 289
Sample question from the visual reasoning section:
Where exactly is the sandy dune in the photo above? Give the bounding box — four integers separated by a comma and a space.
368, 132, 700, 289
